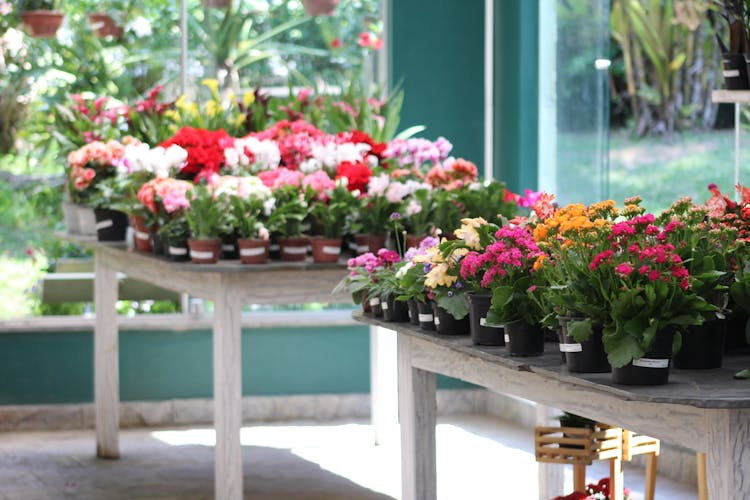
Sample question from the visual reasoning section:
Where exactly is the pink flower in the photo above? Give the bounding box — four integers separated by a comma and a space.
303, 170, 335, 200
614, 263, 633, 277
298, 88, 312, 103
330, 37, 342, 48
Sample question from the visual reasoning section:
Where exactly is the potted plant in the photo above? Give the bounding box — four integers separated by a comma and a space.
588, 208, 717, 385
267, 184, 310, 261
306, 179, 358, 263
185, 183, 231, 264
709, 0, 750, 89
88, 175, 130, 242
301, 0, 339, 16
352, 173, 400, 254
397, 237, 440, 328
224, 176, 274, 264
334, 249, 399, 316
400, 188, 435, 248
482, 225, 548, 356
87, 0, 130, 38
369, 256, 410, 322
17, 0, 63, 38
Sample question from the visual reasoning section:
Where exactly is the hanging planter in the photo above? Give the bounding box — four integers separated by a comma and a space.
301, 0, 339, 16
88, 13, 123, 39
19, 10, 64, 38
201, 0, 231, 8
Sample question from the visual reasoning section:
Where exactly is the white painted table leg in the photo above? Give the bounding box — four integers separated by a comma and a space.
371, 326, 398, 446
706, 409, 750, 500
397, 334, 437, 500
94, 250, 119, 458
536, 404, 564, 500
213, 281, 243, 500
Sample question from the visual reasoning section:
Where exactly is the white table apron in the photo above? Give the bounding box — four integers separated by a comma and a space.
89, 242, 360, 500
354, 313, 750, 500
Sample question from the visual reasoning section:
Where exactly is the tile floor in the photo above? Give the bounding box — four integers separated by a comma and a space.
0, 414, 698, 499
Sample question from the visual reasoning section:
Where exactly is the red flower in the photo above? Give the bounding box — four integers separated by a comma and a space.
330, 37, 342, 48
336, 161, 372, 192
160, 127, 230, 181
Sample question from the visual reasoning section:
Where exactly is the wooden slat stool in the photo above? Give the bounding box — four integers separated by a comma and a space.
535, 424, 661, 500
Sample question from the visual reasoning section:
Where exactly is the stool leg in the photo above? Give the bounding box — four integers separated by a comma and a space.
697, 452, 708, 500
573, 464, 586, 492
610, 457, 624, 500
644, 453, 658, 500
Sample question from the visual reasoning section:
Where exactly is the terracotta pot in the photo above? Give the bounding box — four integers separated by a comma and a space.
311, 237, 342, 263
354, 234, 386, 255
130, 215, 153, 253
405, 234, 427, 250
237, 238, 270, 264
302, 0, 339, 16
88, 13, 123, 38
188, 238, 222, 264
279, 236, 310, 261
20, 11, 64, 38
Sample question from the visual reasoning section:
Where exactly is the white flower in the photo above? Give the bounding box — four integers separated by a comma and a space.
128, 17, 152, 38
224, 148, 240, 169
263, 197, 276, 216
299, 158, 320, 174
367, 173, 390, 197
385, 182, 409, 203
241, 137, 280, 172
406, 200, 422, 216
395, 261, 414, 279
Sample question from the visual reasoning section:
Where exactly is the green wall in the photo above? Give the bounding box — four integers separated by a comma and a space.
389, 0, 540, 193
0, 325, 470, 405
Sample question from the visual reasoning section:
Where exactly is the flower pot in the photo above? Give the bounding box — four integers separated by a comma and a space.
382, 296, 410, 322
20, 11, 64, 38
361, 292, 372, 314
405, 234, 427, 250
674, 319, 726, 370
302, 0, 339, 16
88, 13, 123, 38
558, 317, 610, 373
723, 54, 750, 90
269, 235, 281, 260
188, 238, 222, 264
468, 294, 504, 346
417, 301, 435, 331
151, 232, 165, 256
431, 302, 469, 335
354, 234, 386, 255
279, 236, 310, 261
165, 237, 190, 262
77, 206, 98, 236
94, 208, 129, 241
407, 299, 420, 325
368, 295, 383, 317
62, 201, 81, 234
130, 215, 153, 253
504, 320, 544, 357
237, 238, 270, 264
611, 329, 674, 386
311, 237, 342, 263
725, 308, 749, 353
221, 234, 239, 260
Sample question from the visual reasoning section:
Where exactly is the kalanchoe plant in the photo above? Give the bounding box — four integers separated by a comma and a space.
185, 182, 232, 240
459, 178, 519, 225
66, 139, 126, 206
137, 177, 193, 228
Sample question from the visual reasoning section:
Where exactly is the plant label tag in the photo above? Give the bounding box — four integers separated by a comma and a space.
356, 245, 369, 253
269, 244, 280, 252
408, 310, 412, 319
135, 230, 150, 241
369, 298, 380, 306
96, 219, 113, 230
283, 246, 308, 255
169, 246, 188, 256
724, 69, 740, 78
190, 250, 214, 260
559, 343, 582, 353
222, 244, 235, 252
480, 317, 501, 328
632, 358, 669, 369
504, 334, 510, 343
381, 302, 388, 311
434, 316, 440, 326
418, 314, 433, 323
240, 247, 265, 257
322, 245, 341, 255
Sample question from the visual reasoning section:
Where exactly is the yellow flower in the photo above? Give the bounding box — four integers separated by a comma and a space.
235, 114, 246, 128
186, 103, 199, 117
424, 263, 457, 288
206, 100, 220, 117
453, 217, 487, 249
164, 110, 180, 122
243, 91, 255, 107
202, 78, 220, 98
175, 95, 189, 110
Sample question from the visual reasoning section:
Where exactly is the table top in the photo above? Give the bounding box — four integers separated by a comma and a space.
355, 312, 750, 409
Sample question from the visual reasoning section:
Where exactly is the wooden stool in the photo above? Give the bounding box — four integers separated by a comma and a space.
535, 424, 660, 500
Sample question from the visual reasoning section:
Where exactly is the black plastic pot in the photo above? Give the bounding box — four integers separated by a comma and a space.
431, 302, 470, 335
382, 296, 410, 322
468, 294, 504, 346
417, 301, 435, 331
368, 296, 383, 317
612, 329, 674, 385
504, 320, 544, 356
725, 308, 749, 353
221, 234, 239, 260
559, 317, 610, 373
94, 208, 129, 241
407, 299, 420, 325
151, 232, 165, 256
165, 237, 190, 262
723, 53, 750, 90
674, 320, 726, 370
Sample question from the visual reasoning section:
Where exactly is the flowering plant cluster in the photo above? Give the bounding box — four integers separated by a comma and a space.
551, 477, 630, 500
66, 139, 127, 205
334, 248, 402, 305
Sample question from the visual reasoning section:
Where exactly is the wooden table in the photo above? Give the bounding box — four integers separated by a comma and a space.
73, 236, 364, 500
354, 313, 750, 500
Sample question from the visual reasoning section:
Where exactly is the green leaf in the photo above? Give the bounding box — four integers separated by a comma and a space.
568, 318, 594, 343
435, 293, 470, 320
734, 369, 750, 380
